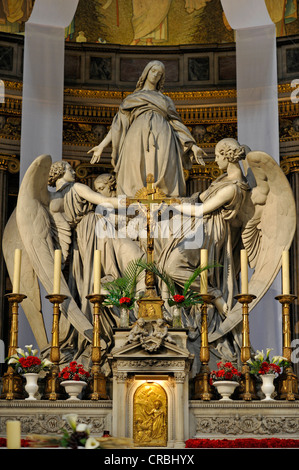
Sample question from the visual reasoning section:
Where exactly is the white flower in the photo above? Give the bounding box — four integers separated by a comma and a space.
76, 423, 90, 434
85, 437, 100, 449
272, 355, 288, 364
7, 355, 19, 364
254, 350, 264, 361
16, 348, 25, 356
42, 358, 53, 367
62, 414, 78, 431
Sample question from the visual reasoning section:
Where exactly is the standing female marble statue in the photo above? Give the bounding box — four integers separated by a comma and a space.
88, 60, 206, 197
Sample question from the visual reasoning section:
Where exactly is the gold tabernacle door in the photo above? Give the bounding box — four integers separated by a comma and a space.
133, 382, 168, 447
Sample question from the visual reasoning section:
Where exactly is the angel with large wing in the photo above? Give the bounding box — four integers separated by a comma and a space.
2, 154, 145, 369
153, 138, 296, 372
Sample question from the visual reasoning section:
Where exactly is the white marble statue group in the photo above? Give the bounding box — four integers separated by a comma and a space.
2, 61, 296, 374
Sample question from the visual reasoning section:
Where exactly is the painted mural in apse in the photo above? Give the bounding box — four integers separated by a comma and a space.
0, 0, 298, 44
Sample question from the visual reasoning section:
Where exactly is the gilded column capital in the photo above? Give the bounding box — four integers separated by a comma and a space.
189, 162, 223, 181
280, 156, 299, 175
0, 155, 20, 173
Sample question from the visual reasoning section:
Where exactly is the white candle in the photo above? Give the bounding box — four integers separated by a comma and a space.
12, 249, 22, 293
6, 420, 21, 449
200, 249, 208, 295
240, 249, 248, 294
282, 250, 290, 295
53, 250, 62, 294
93, 250, 101, 294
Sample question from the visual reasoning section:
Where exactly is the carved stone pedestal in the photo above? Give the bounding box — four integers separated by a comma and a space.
108, 326, 194, 448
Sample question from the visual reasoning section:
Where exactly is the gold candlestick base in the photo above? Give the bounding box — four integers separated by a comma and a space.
234, 294, 258, 401
275, 294, 298, 401
86, 294, 109, 400
0, 293, 27, 400
42, 294, 68, 401
193, 294, 214, 401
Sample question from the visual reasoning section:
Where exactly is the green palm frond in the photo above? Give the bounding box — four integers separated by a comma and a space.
182, 263, 220, 295
137, 259, 176, 297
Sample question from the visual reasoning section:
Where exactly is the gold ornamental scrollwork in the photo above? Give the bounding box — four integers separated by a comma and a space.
133, 382, 168, 447
280, 156, 299, 175
0, 155, 20, 173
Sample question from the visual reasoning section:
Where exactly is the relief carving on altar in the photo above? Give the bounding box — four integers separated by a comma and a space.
133, 382, 167, 447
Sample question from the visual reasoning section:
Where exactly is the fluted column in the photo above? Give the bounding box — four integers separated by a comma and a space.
186, 162, 222, 196
281, 156, 299, 377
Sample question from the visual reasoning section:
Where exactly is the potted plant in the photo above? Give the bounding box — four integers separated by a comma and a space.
247, 349, 289, 401
137, 260, 210, 327
103, 258, 144, 327
7, 345, 52, 400
210, 361, 242, 401
58, 361, 90, 400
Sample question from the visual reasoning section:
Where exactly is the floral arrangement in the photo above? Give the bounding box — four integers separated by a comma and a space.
26, 414, 133, 449
210, 361, 242, 383
7, 345, 52, 374
247, 349, 289, 376
137, 260, 213, 308
103, 258, 144, 310
58, 361, 90, 382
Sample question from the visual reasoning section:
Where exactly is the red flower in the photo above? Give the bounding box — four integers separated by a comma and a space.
19, 356, 41, 369
173, 294, 185, 303
119, 297, 132, 305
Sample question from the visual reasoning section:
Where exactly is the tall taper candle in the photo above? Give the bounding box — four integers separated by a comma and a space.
240, 249, 248, 294
53, 250, 62, 294
200, 249, 208, 295
94, 250, 101, 294
12, 249, 22, 293
282, 250, 290, 295
6, 420, 21, 449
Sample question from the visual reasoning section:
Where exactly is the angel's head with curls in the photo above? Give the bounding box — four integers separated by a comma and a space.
215, 138, 248, 163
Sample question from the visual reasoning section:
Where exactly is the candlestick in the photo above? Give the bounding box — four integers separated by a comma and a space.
86, 294, 109, 400
193, 294, 214, 400
12, 249, 21, 293
234, 293, 257, 401
275, 294, 298, 400
282, 250, 290, 295
240, 249, 248, 295
0, 293, 26, 400
6, 420, 21, 449
93, 250, 101, 294
53, 250, 62, 294
43, 294, 68, 400
200, 249, 208, 295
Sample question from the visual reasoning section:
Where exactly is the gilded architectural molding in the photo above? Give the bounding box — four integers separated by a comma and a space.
0, 154, 19, 173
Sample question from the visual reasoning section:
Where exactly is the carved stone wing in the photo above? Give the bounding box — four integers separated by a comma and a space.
15, 155, 93, 342
2, 209, 48, 350
209, 151, 296, 342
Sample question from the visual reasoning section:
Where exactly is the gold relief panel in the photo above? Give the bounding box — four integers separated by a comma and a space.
133, 382, 168, 447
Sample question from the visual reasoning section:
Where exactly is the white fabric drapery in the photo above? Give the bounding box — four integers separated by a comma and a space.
20, 0, 79, 181
221, 0, 282, 354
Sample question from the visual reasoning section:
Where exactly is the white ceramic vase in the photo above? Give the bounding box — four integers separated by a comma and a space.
24, 373, 39, 400
213, 380, 239, 401
119, 307, 130, 328
61, 380, 86, 400
260, 373, 276, 401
